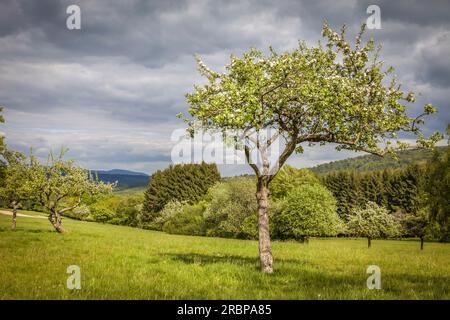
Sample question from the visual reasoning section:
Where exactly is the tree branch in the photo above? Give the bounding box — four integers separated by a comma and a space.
244, 142, 260, 177
58, 196, 82, 215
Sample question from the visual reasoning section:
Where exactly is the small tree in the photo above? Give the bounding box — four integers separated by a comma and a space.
29, 149, 114, 233
0, 150, 32, 229
274, 184, 342, 242
184, 23, 440, 272
347, 202, 401, 248
401, 212, 429, 250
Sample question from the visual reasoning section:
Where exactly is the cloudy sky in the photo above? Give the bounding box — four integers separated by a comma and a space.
0, 0, 449, 175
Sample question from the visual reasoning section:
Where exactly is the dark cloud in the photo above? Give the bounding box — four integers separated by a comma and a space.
362, 0, 450, 26
0, 0, 449, 174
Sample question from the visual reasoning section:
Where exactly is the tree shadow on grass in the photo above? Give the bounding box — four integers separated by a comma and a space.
161, 252, 308, 271
160, 252, 449, 298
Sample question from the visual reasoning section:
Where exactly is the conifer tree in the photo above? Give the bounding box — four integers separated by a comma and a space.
143, 162, 220, 220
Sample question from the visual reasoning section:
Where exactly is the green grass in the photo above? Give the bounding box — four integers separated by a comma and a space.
0, 213, 449, 300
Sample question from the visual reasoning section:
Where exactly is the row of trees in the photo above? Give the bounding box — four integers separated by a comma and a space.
322, 165, 427, 219
141, 163, 445, 250
322, 146, 450, 242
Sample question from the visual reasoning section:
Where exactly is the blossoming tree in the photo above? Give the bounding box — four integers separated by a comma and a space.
183, 23, 441, 273
29, 149, 114, 233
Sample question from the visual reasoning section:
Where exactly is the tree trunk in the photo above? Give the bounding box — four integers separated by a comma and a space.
256, 178, 273, 273
11, 207, 17, 230
50, 211, 65, 233
11, 201, 20, 230
420, 237, 424, 250
368, 237, 372, 248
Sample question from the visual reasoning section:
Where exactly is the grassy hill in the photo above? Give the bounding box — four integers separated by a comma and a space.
1, 212, 449, 299
311, 146, 447, 175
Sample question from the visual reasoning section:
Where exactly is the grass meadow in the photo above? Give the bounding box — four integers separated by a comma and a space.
0, 211, 449, 300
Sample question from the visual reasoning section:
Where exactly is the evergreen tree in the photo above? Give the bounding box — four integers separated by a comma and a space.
427, 132, 450, 242
142, 162, 220, 221
323, 171, 361, 220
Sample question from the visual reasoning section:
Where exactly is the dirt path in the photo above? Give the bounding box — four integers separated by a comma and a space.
0, 210, 47, 219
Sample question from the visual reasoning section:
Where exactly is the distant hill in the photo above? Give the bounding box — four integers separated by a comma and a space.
97, 169, 149, 176
310, 146, 447, 175
93, 169, 150, 190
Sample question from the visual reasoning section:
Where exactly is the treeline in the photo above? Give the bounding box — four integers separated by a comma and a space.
138, 164, 403, 247
311, 147, 447, 175
63, 147, 449, 245
322, 164, 427, 220
61, 162, 221, 228
137, 147, 449, 245
322, 148, 449, 241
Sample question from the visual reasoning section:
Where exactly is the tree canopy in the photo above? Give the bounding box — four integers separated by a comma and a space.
184, 23, 441, 179
203, 176, 257, 238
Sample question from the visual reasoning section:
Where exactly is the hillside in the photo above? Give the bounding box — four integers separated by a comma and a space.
93, 169, 149, 189
310, 146, 447, 175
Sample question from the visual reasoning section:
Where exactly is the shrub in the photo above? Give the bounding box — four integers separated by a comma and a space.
89, 202, 117, 223
151, 201, 185, 230
241, 214, 258, 240
273, 184, 342, 241
155, 201, 206, 236
270, 166, 320, 199
112, 194, 144, 226
88, 195, 121, 223
204, 177, 257, 238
